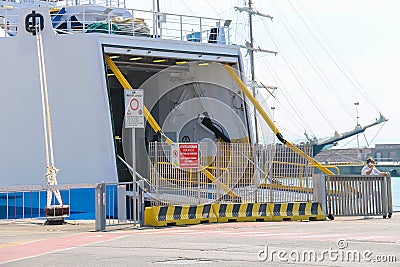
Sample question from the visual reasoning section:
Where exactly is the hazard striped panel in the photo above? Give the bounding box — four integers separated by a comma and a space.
270, 202, 325, 221
212, 203, 273, 222
144, 202, 325, 226
144, 204, 217, 226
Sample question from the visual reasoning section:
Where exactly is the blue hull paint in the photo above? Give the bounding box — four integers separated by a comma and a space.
0, 186, 118, 220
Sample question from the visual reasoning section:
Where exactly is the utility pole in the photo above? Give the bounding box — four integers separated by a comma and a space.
235, 2, 276, 144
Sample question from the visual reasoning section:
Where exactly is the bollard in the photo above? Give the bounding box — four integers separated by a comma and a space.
95, 182, 106, 231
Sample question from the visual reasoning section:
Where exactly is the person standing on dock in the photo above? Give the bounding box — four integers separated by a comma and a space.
361, 158, 390, 176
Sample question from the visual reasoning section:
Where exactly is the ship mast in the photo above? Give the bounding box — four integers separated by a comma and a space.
249, 0, 257, 143
235, 2, 276, 143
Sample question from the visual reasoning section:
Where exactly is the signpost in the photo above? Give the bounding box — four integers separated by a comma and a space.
124, 89, 144, 128
171, 143, 199, 169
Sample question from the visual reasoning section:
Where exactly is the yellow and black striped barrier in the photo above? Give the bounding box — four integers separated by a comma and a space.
270, 202, 325, 221
144, 203, 217, 227
144, 202, 325, 226
212, 203, 273, 223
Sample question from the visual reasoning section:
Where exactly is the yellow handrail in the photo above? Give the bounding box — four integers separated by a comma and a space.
105, 55, 172, 144
224, 64, 334, 175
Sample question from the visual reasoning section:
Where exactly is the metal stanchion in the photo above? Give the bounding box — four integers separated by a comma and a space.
139, 180, 145, 227
95, 182, 106, 231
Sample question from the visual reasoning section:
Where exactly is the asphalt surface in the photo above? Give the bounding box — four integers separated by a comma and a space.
0, 214, 399, 266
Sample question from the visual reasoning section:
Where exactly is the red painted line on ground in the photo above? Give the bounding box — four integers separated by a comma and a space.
0, 232, 129, 264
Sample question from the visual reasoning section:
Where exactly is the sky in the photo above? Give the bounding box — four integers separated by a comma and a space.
129, 0, 400, 149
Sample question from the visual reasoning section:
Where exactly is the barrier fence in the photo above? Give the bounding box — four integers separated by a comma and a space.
147, 142, 315, 206
314, 174, 393, 219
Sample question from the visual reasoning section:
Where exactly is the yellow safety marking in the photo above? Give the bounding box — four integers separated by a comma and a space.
146, 202, 325, 226
144, 205, 217, 226
224, 64, 334, 175
165, 206, 175, 221
105, 55, 172, 144
105, 55, 240, 199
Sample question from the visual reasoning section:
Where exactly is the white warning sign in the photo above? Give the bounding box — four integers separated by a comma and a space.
124, 89, 144, 128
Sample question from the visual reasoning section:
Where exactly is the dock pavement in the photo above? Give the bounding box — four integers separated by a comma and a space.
0, 214, 399, 266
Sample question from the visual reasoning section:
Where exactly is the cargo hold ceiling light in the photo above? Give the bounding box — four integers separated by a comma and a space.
153, 59, 167, 63
175, 61, 188, 65
129, 57, 143, 61
198, 62, 209, 66
109, 55, 120, 59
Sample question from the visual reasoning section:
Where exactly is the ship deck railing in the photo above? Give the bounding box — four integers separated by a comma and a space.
0, 3, 231, 46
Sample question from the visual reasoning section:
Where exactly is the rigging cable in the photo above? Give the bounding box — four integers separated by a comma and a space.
260, 57, 315, 137
364, 121, 387, 147
268, 0, 338, 131
238, 5, 316, 135
259, 15, 335, 133
291, 0, 381, 113
273, 0, 356, 122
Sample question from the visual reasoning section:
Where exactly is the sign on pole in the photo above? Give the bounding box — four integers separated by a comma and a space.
171, 143, 199, 169
124, 89, 144, 128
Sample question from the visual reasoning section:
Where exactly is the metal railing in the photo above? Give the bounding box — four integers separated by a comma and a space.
0, 184, 74, 220
63, 0, 126, 7
0, 5, 230, 45
1, 181, 144, 230
147, 142, 316, 206
315, 174, 393, 218
0, 0, 126, 7
0, 8, 18, 37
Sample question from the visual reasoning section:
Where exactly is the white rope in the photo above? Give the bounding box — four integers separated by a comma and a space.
36, 27, 50, 168
38, 28, 56, 167
36, 25, 62, 206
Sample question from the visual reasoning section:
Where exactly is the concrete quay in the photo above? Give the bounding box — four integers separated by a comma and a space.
0, 214, 399, 266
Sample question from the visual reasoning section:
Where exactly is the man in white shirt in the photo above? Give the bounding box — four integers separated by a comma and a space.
361, 158, 389, 176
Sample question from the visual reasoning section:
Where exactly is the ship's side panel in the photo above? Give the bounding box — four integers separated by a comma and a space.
0, 10, 117, 186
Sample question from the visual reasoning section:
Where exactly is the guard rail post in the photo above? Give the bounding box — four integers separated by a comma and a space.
139, 180, 145, 227
312, 173, 327, 216
95, 182, 106, 231
387, 175, 393, 217
385, 175, 393, 218
117, 184, 127, 222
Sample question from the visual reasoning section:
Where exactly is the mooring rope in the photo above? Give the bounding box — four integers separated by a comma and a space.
36, 26, 50, 168
36, 25, 62, 206
38, 28, 55, 168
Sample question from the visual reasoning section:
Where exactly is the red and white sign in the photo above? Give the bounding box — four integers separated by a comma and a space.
171, 143, 199, 169
124, 89, 144, 128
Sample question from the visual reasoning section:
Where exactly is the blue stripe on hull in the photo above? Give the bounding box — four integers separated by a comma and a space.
0, 187, 118, 220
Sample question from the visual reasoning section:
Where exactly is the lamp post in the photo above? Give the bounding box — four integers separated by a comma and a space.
354, 102, 360, 148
